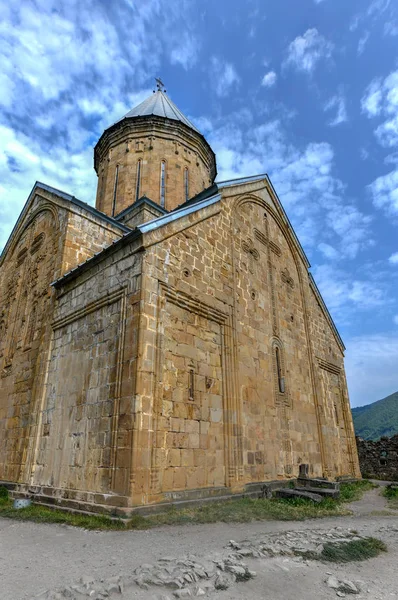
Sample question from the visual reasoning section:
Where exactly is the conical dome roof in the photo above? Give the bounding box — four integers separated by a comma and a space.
120, 90, 199, 133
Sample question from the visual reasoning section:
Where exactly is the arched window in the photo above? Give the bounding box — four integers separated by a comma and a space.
272, 340, 290, 406
135, 159, 142, 202
112, 164, 119, 216
188, 369, 194, 401
275, 346, 285, 393
24, 302, 37, 349
184, 167, 189, 202
160, 161, 166, 207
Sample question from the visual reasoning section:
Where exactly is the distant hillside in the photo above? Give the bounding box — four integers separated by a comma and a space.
352, 391, 398, 440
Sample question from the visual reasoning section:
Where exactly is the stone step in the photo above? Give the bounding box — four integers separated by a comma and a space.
273, 488, 323, 503
295, 486, 340, 499
297, 477, 340, 490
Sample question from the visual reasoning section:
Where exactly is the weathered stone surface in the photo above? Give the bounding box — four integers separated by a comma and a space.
0, 89, 360, 514
356, 435, 398, 481
274, 488, 323, 503
327, 576, 360, 595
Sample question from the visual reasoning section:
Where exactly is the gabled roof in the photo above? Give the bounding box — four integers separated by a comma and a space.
0, 182, 130, 263
115, 195, 168, 221
48, 173, 345, 350
118, 90, 200, 133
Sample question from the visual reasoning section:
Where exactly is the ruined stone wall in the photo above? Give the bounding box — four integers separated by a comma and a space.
94, 118, 215, 215
30, 241, 142, 507
356, 435, 398, 480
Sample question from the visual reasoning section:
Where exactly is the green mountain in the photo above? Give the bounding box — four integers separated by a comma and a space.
352, 391, 398, 440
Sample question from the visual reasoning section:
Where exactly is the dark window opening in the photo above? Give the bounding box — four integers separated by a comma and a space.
275, 346, 285, 393
160, 161, 166, 207
112, 164, 119, 216
184, 167, 189, 202
135, 159, 141, 202
188, 369, 194, 401
334, 403, 339, 425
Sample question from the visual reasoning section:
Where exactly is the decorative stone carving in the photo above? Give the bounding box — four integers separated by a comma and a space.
241, 239, 259, 260
281, 268, 294, 290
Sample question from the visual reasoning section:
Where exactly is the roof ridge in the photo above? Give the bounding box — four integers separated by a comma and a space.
118, 90, 199, 133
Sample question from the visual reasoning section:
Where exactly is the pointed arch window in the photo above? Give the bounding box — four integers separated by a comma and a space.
184, 167, 189, 202
24, 302, 37, 350
160, 160, 166, 207
275, 346, 285, 394
112, 164, 119, 216
135, 159, 142, 202
188, 369, 195, 402
272, 340, 290, 406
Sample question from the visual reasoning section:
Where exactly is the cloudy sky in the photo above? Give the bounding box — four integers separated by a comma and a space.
1, 0, 398, 407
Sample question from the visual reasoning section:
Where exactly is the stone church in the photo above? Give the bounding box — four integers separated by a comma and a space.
0, 84, 360, 513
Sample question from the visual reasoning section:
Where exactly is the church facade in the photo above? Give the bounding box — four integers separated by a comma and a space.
0, 88, 360, 513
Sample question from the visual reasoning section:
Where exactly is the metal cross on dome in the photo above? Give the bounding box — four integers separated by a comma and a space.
155, 77, 166, 92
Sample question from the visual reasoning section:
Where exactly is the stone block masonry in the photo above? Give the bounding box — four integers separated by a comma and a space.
0, 87, 360, 513
356, 435, 398, 480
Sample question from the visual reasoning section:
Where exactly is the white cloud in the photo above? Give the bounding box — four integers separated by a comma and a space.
361, 79, 383, 117
345, 332, 398, 407
368, 0, 392, 17
284, 28, 333, 74
312, 264, 385, 321
369, 168, 398, 218
0, 0, 203, 250
0, 124, 95, 250
364, 70, 398, 218
362, 70, 398, 147
389, 252, 398, 264
384, 21, 398, 36
170, 34, 199, 70
210, 58, 240, 97
360, 147, 369, 160
261, 71, 277, 88
357, 31, 370, 55
204, 110, 372, 260
318, 243, 339, 260
324, 93, 348, 126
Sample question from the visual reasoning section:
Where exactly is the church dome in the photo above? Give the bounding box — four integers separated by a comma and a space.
94, 84, 216, 216
119, 89, 200, 133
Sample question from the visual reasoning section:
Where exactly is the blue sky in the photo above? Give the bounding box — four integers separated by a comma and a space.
1, 0, 398, 407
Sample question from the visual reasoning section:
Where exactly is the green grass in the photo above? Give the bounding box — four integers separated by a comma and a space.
312, 537, 387, 563
145, 496, 351, 527
382, 484, 398, 509
339, 479, 377, 502
0, 480, 373, 531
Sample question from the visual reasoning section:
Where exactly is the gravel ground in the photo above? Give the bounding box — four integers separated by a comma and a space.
1, 485, 397, 600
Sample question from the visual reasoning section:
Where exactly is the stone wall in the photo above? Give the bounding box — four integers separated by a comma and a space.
356, 435, 398, 481
0, 199, 61, 483
94, 117, 216, 215
0, 177, 360, 512
31, 239, 143, 507
0, 187, 124, 492
132, 178, 360, 506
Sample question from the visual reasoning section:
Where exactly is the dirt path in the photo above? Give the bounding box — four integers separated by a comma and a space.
348, 481, 398, 517
0, 487, 397, 600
